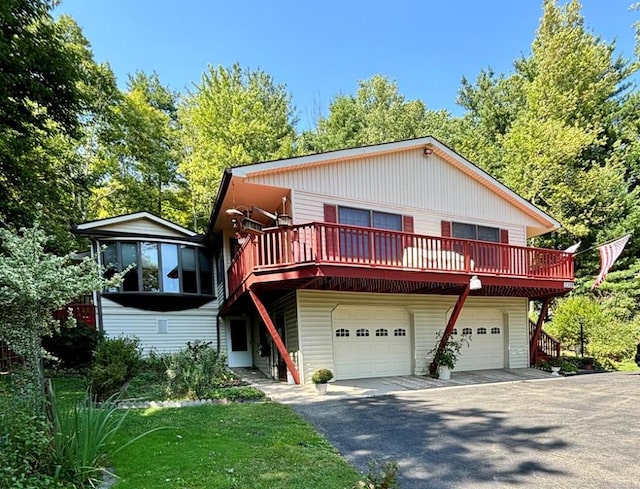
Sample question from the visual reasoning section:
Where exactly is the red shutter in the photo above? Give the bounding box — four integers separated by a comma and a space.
323, 204, 337, 223
402, 215, 414, 233
441, 221, 451, 237
500, 229, 509, 272
323, 204, 338, 260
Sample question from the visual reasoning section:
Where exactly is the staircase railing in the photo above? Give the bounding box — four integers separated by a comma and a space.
529, 319, 561, 363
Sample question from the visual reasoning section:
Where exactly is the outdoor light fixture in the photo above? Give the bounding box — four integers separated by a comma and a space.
469, 275, 482, 291
423, 147, 434, 156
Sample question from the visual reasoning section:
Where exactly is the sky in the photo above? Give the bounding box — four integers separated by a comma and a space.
54, 1, 638, 130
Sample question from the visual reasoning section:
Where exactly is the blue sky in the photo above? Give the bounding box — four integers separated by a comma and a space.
55, 1, 638, 130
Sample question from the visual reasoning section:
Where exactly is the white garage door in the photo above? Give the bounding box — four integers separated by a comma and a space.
452, 309, 505, 371
332, 306, 411, 380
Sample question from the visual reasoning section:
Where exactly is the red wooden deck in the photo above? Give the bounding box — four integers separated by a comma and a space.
225, 223, 574, 310
53, 303, 97, 329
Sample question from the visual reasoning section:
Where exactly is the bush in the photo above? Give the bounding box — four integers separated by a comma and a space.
211, 386, 266, 402
0, 373, 58, 489
42, 322, 101, 370
89, 336, 142, 401
547, 296, 640, 363
165, 341, 233, 399
311, 368, 334, 384
356, 460, 399, 489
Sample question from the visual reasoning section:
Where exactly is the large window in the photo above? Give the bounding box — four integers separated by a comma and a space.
102, 241, 214, 295
338, 207, 403, 260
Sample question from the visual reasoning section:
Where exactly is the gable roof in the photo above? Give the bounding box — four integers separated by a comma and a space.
75, 211, 200, 238
209, 137, 561, 234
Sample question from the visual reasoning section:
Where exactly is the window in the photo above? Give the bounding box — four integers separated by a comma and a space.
452, 222, 500, 243
356, 328, 370, 337
477, 327, 487, 335
336, 328, 350, 337
462, 327, 473, 335
338, 206, 403, 261
491, 327, 501, 335
101, 241, 213, 295
394, 328, 407, 337
375, 328, 389, 337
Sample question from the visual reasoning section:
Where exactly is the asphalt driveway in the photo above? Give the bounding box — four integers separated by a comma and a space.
295, 372, 640, 489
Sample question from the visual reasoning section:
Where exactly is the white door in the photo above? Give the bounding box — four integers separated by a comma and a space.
332, 306, 411, 380
452, 309, 505, 371
227, 318, 252, 367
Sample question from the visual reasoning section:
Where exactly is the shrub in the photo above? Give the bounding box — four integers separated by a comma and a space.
89, 336, 142, 401
165, 341, 233, 399
547, 296, 640, 363
42, 322, 102, 370
211, 386, 266, 402
311, 368, 334, 384
0, 374, 57, 489
356, 460, 399, 489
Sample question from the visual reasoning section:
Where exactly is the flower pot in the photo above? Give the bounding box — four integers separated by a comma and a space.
315, 383, 328, 395
551, 366, 561, 376
438, 365, 451, 380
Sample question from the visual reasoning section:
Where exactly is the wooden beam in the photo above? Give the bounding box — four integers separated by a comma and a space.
429, 284, 471, 375
529, 298, 552, 366
248, 288, 301, 384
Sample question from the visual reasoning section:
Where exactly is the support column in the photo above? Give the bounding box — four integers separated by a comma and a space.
529, 297, 552, 366
429, 284, 470, 375
248, 288, 301, 384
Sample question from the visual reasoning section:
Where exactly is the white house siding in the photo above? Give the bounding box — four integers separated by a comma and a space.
291, 190, 527, 246
100, 298, 218, 354
246, 149, 542, 237
296, 290, 528, 383
99, 219, 191, 238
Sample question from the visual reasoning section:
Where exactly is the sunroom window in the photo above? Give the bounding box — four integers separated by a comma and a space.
101, 241, 213, 295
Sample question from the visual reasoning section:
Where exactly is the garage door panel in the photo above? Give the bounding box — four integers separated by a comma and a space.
454, 310, 504, 371
333, 306, 411, 380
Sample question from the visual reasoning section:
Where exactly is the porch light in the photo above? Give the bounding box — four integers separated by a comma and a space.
241, 217, 264, 235
469, 275, 482, 291
276, 214, 293, 227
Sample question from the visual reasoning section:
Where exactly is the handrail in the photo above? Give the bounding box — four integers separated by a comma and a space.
227, 222, 575, 295
529, 319, 561, 361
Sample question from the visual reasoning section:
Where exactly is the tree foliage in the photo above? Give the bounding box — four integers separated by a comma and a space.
179, 63, 297, 230
89, 72, 187, 224
299, 75, 456, 153
0, 1, 119, 251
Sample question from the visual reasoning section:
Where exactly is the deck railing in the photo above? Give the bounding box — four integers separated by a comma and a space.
52, 303, 96, 329
228, 223, 574, 294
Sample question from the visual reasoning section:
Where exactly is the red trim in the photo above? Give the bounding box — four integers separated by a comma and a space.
441, 221, 451, 237
248, 288, 300, 384
500, 229, 509, 243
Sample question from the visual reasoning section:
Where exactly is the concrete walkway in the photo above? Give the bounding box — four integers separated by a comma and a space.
234, 367, 557, 405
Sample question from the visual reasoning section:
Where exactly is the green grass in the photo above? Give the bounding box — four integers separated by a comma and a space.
615, 359, 640, 372
53, 378, 360, 489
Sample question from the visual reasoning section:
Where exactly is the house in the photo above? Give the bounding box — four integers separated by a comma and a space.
74, 137, 573, 384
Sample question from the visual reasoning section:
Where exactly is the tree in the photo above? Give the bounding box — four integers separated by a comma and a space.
299, 75, 456, 154
0, 2, 119, 250
0, 222, 119, 405
179, 63, 297, 230
88, 72, 187, 224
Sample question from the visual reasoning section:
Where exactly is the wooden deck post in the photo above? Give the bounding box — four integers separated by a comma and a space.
248, 288, 301, 384
529, 297, 552, 366
429, 284, 471, 375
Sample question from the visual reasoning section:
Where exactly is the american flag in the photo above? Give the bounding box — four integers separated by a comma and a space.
592, 234, 631, 289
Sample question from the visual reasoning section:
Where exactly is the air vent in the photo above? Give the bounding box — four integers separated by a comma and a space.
157, 319, 168, 334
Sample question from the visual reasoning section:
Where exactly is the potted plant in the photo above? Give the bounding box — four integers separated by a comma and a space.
549, 357, 562, 376
428, 331, 470, 380
579, 357, 595, 370
311, 368, 333, 395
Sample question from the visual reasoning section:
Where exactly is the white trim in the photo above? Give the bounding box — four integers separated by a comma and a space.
99, 236, 206, 247
76, 211, 198, 237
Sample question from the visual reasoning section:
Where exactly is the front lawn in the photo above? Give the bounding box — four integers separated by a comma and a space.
53, 378, 360, 489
